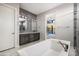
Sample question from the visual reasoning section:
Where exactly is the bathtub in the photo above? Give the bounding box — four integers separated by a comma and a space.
18, 39, 70, 56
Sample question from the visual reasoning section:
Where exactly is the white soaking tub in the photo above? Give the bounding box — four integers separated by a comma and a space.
17, 39, 70, 56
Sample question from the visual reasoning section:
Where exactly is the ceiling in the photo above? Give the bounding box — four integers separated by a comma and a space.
20, 3, 63, 15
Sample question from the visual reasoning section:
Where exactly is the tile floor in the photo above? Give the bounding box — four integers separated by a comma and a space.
0, 40, 41, 56
0, 40, 76, 56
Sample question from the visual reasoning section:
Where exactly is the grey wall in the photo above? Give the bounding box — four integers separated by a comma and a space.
37, 3, 74, 45
77, 3, 79, 33
76, 3, 79, 54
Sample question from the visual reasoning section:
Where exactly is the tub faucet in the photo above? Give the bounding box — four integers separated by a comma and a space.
59, 41, 68, 52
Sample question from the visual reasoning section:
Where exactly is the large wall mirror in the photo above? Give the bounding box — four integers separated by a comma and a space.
19, 8, 37, 33
19, 15, 28, 33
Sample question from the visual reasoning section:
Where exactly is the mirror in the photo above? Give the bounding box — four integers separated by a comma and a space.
19, 15, 37, 33
19, 16, 27, 33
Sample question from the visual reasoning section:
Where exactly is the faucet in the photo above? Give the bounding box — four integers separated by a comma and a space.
58, 41, 68, 52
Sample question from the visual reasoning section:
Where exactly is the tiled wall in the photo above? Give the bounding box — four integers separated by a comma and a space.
19, 8, 37, 32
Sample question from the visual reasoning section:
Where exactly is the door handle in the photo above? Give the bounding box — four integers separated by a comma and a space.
12, 33, 15, 35
76, 31, 79, 35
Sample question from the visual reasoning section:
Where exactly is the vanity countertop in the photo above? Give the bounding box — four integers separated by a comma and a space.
19, 32, 40, 34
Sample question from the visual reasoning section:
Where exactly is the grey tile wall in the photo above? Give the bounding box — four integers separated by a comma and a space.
19, 8, 37, 32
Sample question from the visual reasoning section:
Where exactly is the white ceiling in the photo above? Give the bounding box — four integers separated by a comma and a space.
20, 3, 63, 15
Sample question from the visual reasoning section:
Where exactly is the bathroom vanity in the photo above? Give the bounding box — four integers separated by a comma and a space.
19, 8, 40, 45
19, 32, 40, 45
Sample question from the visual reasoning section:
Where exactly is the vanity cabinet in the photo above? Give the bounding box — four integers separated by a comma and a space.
19, 34, 29, 45
19, 33, 40, 45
